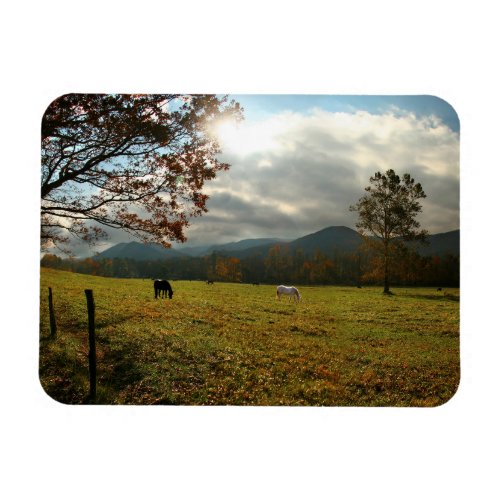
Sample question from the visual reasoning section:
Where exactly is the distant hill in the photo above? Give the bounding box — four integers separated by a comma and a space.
175, 244, 214, 257
216, 226, 460, 259
179, 237, 289, 257
94, 227, 460, 261
204, 238, 292, 258
215, 237, 289, 253
408, 230, 459, 257
219, 226, 363, 259
288, 226, 363, 254
94, 241, 186, 261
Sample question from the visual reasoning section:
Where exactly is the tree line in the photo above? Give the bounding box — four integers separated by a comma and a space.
41, 243, 459, 287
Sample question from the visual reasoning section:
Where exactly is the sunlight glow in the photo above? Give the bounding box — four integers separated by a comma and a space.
214, 118, 287, 157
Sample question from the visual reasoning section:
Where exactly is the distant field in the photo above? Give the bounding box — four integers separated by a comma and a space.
39, 268, 460, 406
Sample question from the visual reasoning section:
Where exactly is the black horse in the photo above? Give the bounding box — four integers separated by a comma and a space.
154, 279, 174, 299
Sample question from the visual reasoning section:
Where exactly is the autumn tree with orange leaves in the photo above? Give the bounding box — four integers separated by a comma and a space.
41, 94, 242, 253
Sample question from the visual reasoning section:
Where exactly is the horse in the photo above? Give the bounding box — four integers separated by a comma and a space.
276, 285, 301, 302
154, 279, 174, 299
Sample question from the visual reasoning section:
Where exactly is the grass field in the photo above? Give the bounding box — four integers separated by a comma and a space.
39, 268, 460, 406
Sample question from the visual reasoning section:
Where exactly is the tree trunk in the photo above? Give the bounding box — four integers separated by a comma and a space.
383, 241, 390, 294
48, 287, 57, 338
85, 289, 97, 402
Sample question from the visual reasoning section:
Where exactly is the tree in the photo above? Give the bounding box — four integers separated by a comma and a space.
41, 94, 242, 252
40, 253, 63, 269
349, 169, 428, 294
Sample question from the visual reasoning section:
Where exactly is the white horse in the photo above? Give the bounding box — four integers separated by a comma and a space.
276, 285, 301, 302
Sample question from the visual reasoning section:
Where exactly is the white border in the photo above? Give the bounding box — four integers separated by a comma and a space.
3, 1, 499, 498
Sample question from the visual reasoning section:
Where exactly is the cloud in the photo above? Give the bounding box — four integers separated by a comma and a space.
58, 106, 459, 256
181, 107, 459, 246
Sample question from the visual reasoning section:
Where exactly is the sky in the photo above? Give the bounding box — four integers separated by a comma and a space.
173, 94, 460, 249
67, 94, 460, 257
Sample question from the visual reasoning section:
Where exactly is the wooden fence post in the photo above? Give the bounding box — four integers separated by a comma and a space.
85, 289, 97, 402
48, 287, 57, 339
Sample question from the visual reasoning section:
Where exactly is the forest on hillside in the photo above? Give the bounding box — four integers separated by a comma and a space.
41, 243, 459, 287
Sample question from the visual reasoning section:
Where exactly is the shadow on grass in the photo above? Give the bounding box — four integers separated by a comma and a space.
95, 313, 140, 329
39, 334, 57, 344
40, 311, 139, 342
39, 353, 90, 405
98, 343, 147, 394
401, 293, 459, 302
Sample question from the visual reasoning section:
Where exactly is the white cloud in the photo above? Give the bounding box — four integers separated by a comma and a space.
63, 107, 459, 255
183, 107, 459, 246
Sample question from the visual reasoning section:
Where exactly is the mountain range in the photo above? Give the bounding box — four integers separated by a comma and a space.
94, 226, 459, 261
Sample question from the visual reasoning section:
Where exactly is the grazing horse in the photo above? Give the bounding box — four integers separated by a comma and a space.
276, 285, 301, 302
154, 279, 173, 299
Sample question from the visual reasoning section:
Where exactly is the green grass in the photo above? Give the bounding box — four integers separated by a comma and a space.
39, 268, 460, 406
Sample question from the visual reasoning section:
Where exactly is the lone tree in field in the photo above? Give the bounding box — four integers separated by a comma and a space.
349, 169, 428, 294
41, 94, 242, 252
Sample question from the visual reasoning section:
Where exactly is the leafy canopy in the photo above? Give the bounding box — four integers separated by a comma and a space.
41, 94, 242, 252
349, 169, 428, 293
350, 169, 427, 242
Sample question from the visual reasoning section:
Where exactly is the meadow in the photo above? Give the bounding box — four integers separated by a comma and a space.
39, 268, 460, 406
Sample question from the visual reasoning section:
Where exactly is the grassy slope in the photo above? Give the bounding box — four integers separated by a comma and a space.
39, 268, 460, 406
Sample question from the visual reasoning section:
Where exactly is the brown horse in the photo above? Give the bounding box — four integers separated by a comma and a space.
154, 279, 174, 299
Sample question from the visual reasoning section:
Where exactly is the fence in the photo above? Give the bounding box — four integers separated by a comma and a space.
46, 287, 97, 403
